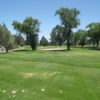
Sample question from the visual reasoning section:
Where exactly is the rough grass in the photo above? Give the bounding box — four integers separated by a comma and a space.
0, 47, 100, 100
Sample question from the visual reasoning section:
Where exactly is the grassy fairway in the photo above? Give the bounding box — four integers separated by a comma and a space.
0, 47, 100, 100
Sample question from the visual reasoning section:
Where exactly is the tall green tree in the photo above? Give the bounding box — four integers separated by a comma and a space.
86, 23, 100, 48
73, 29, 87, 47
50, 27, 57, 46
40, 36, 49, 46
50, 25, 64, 46
56, 7, 80, 50
0, 23, 13, 53
12, 17, 40, 50
72, 31, 80, 47
78, 30, 87, 48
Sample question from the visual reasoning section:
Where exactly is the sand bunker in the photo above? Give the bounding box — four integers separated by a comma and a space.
42, 48, 66, 51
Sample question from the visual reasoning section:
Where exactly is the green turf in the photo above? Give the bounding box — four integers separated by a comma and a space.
0, 47, 100, 100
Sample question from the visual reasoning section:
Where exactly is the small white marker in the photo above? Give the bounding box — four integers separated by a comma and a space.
12, 90, 17, 94
41, 88, 45, 92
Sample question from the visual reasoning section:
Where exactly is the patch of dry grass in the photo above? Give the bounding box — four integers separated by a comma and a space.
19, 72, 61, 79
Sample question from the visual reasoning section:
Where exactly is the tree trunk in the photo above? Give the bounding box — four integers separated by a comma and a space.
66, 23, 71, 51
29, 35, 37, 51
5, 47, 8, 53
67, 29, 71, 50
67, 43, 70, 50
94, 39, 99, 48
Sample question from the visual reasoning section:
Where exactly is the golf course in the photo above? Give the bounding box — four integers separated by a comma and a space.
0, 47, 100, 100
0, 0, 100, 100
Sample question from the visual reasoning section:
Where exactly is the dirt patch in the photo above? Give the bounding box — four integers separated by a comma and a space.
20, 73, 33, 78
19, 72, 61, 79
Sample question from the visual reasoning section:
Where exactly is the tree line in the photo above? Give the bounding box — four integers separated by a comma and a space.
0, 7, 100, 53
50, 7, 100, 50
50, 22, 100, 49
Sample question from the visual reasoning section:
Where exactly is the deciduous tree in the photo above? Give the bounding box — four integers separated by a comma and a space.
0, 23, 13, 53
40, 36, 49, 46
56, 7, 80, 50
12, 17, 40, 50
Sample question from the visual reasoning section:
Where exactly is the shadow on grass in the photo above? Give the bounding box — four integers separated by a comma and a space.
14, 49, 32, 52
83, 47, 100, 51
44, 49, 72, 52
0, 52, 7, 54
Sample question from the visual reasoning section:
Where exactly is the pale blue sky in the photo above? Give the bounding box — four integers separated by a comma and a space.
0, 0, 100, 40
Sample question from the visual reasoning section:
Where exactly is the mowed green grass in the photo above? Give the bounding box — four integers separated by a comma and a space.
0, 47, 100, 100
